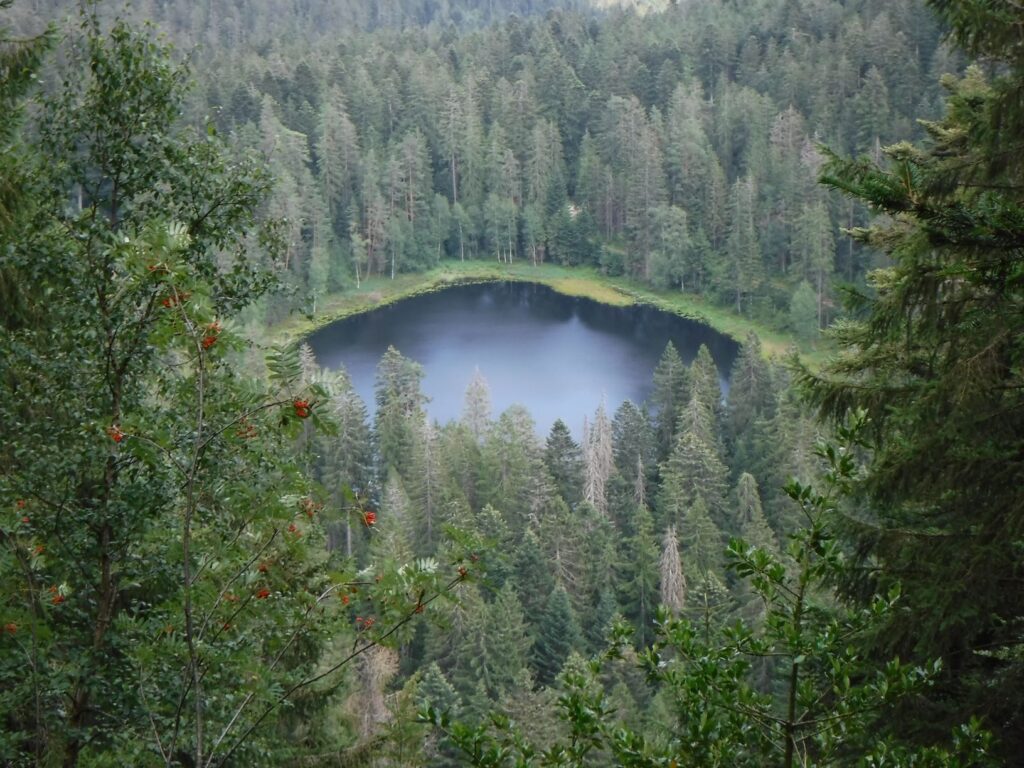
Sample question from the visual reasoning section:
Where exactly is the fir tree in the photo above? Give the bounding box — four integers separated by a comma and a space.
802, 23, 1024, 749
462, 366, 492, 444
727, 333, 775, 447
621, 504, 660, 647
544, 418, 583, 507
375, 345, 427, 476
651, 341, 690, 459
532, 586, 583, 686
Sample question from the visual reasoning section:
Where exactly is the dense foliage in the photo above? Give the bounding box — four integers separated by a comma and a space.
3, 0, 1023, 765
20, 0, 957, 332
797, 0, 1024, 757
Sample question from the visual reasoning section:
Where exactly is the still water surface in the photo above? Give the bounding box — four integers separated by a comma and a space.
307, 282, 739, 434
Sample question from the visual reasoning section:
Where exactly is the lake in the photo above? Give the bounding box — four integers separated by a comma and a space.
306, 281, 739, 434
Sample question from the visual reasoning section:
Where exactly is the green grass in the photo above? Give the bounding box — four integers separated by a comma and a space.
271, 259, 827, 366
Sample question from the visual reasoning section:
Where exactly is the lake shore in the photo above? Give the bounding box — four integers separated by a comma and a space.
270, 260, 821, 363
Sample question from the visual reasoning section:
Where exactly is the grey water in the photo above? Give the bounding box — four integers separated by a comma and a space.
306, 281, 739, 434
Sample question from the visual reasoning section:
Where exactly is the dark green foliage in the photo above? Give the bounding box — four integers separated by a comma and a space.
619, 504, 660, 648
651, 341, 690, 460
531, 586, 583, 686
789, 279, 819, 340
374, 345, 427, 476
430, 419, 998, 766
60, 0, 952, 326
513, 529, 556, 641
544, 418, 582, 508
727, 334, 775, 443
799, 43, 1024, 756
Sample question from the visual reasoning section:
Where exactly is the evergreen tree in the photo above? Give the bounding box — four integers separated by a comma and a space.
651, 341, 690, 459
659, 425, 730, 528
789, 280, 819, 340
407, 416, 443, 555
690, 343, 723, 426
680, 495, 726, 577
375, 345, 427, 476
532, 586, 583, 686
621, 504, 660, 647
801, 19, 1024, 750
461, 366, 492, 444
475, 584, 534, 700
319, 366, 373, 556
544, 418, 583, 507
478, 405, 549, 532
734, 472, 777, 554
513, 528, 557, 639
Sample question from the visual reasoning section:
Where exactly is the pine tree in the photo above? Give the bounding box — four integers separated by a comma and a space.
477, 584, 534, 700
680, 495, 726, 577
659, 425, 730, 528
407, 416, 443, 555
319, 366, 373, 556
727, 334, 775, 443
478, 405, 549, 532
416, 663, 464, 767
514, 528, 557, 640
723, 175, 763, 313
690, 343, 723, 428
789, 280, 819, 340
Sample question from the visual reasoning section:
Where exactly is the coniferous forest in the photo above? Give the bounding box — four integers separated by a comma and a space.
2, 0, 1023, 766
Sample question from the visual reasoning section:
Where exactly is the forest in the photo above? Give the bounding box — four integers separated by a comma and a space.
1, 0, 1022, 766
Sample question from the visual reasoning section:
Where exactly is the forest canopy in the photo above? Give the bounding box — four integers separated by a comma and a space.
1, 0, 1022, 766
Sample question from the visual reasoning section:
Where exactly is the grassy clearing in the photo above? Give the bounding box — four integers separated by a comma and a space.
271, 259, 826, 366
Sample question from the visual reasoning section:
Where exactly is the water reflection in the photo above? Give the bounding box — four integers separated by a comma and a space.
306, 282, 739, 434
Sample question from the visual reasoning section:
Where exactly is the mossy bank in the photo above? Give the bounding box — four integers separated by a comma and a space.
270, 260, 821, 363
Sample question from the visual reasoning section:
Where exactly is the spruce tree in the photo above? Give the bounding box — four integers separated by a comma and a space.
545, 418, 583, 507
680, 495, 726, 577
532, 586, 583, 686
658, 424, 730, 528
462, 366, 492, 444
734, 472, 778, 555
514, 528, 557, 641
803, 35, 1024, 752
726, 333, 775, 450
651, 341, 690, 459
621, 504, 660, 647
375, 345, 427, 476
690, 343, 724, 430
583, 401, 615, 518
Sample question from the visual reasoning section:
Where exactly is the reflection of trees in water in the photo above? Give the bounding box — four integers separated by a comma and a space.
306, 280, 740, 419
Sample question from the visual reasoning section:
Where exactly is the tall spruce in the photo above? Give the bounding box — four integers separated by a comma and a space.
800, 10, 1024, 751
651, 341, 690, 459
532, 585, 583, 686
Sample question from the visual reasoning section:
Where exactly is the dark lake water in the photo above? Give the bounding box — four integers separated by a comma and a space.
306, 281, 739, 434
